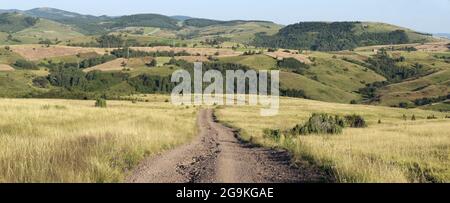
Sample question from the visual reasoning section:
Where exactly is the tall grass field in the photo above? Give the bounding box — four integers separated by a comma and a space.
216, 97, 450, 183
0, 96, 197, 183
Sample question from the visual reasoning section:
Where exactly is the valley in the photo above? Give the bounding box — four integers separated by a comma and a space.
0, 7, 449, 183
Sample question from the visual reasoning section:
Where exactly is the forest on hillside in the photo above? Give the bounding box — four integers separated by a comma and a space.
252, 22, 410, 51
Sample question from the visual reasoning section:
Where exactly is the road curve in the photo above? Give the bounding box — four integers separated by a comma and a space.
126, 109, 329, 183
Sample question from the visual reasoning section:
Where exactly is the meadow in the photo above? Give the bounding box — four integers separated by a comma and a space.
215, 97, 450, 183
0, 96, 198, 183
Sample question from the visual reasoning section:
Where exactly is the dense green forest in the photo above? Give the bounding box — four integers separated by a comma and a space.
277, 58, 310, 75
104, 14, 180, 30
184, 18, 224, 27
27, 58, 288, 99
252, 22, 410, 51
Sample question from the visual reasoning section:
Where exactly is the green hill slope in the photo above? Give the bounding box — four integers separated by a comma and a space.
24, 7, 107, 35
14, 19, 84, 44
0, 13, 40, 33
104, 14, 180, 30
179, 21, 282, 43
0, 18, 85, 45
280, 71, 360, 103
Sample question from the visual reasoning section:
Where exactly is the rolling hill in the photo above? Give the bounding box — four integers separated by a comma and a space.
18, 7, 108, 35
0, 12, 40, 33
0, 7, 448, 112
179, 20, 282, 43
252, 22, 435, 51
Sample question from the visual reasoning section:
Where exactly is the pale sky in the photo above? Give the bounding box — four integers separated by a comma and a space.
1, 0, 450, 33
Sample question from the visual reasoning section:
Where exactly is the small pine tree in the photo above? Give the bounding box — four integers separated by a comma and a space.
403, 114, 407, 121
411, 115, 416, 121
378, 119, 382, 124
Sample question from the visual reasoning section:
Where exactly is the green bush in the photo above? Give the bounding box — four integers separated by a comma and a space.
263, 129, 281, 141
291, 113, 344, 135
32, 77, 50, 88
277, 57, 310, 75
13, 59, 37, 70
95, 98, 107, 108
289, 113, 367, 136
344, 114, 367, 128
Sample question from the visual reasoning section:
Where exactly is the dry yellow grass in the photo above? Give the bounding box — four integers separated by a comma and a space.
131, 46, 241, 57
0, 96, 198, 183
355, 41, 450, 52
0, 64, 14, 71
8, 45, 110, 61
175, 55, 210, 62
216, 97, 450, 183
265, 50, 312, 64
83, 57, 150, 72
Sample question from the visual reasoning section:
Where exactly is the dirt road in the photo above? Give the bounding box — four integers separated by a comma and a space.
126, 109, 329, 183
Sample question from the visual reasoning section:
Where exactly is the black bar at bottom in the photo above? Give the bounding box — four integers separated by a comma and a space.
0, 184, 447, 201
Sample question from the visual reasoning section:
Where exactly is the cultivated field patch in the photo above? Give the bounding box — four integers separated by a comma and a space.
9, 45, 111, 61
0, 64, 14, 71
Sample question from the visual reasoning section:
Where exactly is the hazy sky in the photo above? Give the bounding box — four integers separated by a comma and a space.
1, 0, 450, 33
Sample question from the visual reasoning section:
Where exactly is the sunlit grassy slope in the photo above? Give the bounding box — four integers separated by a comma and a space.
219, 54, 278, 70
0, 96, 198, 183
0, 19, 84, 45
216, 97, 450, 183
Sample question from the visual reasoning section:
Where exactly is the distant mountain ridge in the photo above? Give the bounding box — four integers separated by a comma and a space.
0, 7, 280, 34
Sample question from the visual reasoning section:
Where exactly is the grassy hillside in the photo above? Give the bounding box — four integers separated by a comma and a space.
305, 52, 386, 92
0, 47, 25, 64
2, 44, 445, 109
218, 53, 385, 103
353, 22, 435, 43
104, 14, 181, 30
11, 19, 84, 44
184, 18, 224, 27
378, 69, 450, 106
0, 69, 49, 97
0, 13, 39, 33
219, 54, 278, 70
359, 51, 450, 108
280, 71, 360, 103
216, 97, 450, 183
24, 7, 108, 35
179, 21, 282, 44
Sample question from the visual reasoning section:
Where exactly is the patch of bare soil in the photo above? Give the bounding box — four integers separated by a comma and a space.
265, 50, 312, 64
83, 57, 149, 72
0, 64, 14, 71
9, 45, 110, 61
131, 46, 241, 57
